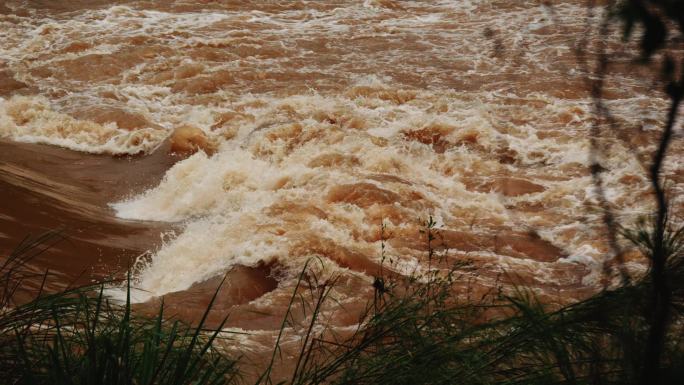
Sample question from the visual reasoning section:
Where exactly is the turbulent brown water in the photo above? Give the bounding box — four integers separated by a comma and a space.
1, 0, 682, 378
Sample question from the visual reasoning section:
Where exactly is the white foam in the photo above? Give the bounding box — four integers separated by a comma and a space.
0, 96, 166, 154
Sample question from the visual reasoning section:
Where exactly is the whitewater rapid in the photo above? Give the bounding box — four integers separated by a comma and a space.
1, 0, 678, 309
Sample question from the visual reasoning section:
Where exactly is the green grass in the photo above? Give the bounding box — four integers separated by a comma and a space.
0, 232, 240, 385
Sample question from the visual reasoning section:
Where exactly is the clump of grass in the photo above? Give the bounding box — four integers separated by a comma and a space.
0, 232, 240, 385
258, 216, 684, 385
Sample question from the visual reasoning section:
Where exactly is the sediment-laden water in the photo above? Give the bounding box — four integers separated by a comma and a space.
1, 0, 682, 373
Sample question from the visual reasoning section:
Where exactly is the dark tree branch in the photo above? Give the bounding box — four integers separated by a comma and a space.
640, 80, 682, 385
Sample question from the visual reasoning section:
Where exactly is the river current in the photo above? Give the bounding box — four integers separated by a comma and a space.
1, 0, 682, 375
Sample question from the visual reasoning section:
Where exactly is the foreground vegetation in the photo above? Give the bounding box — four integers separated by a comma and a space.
254, 216, 684, 385
0, 232, 239, 385
1, 216, 682, 384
